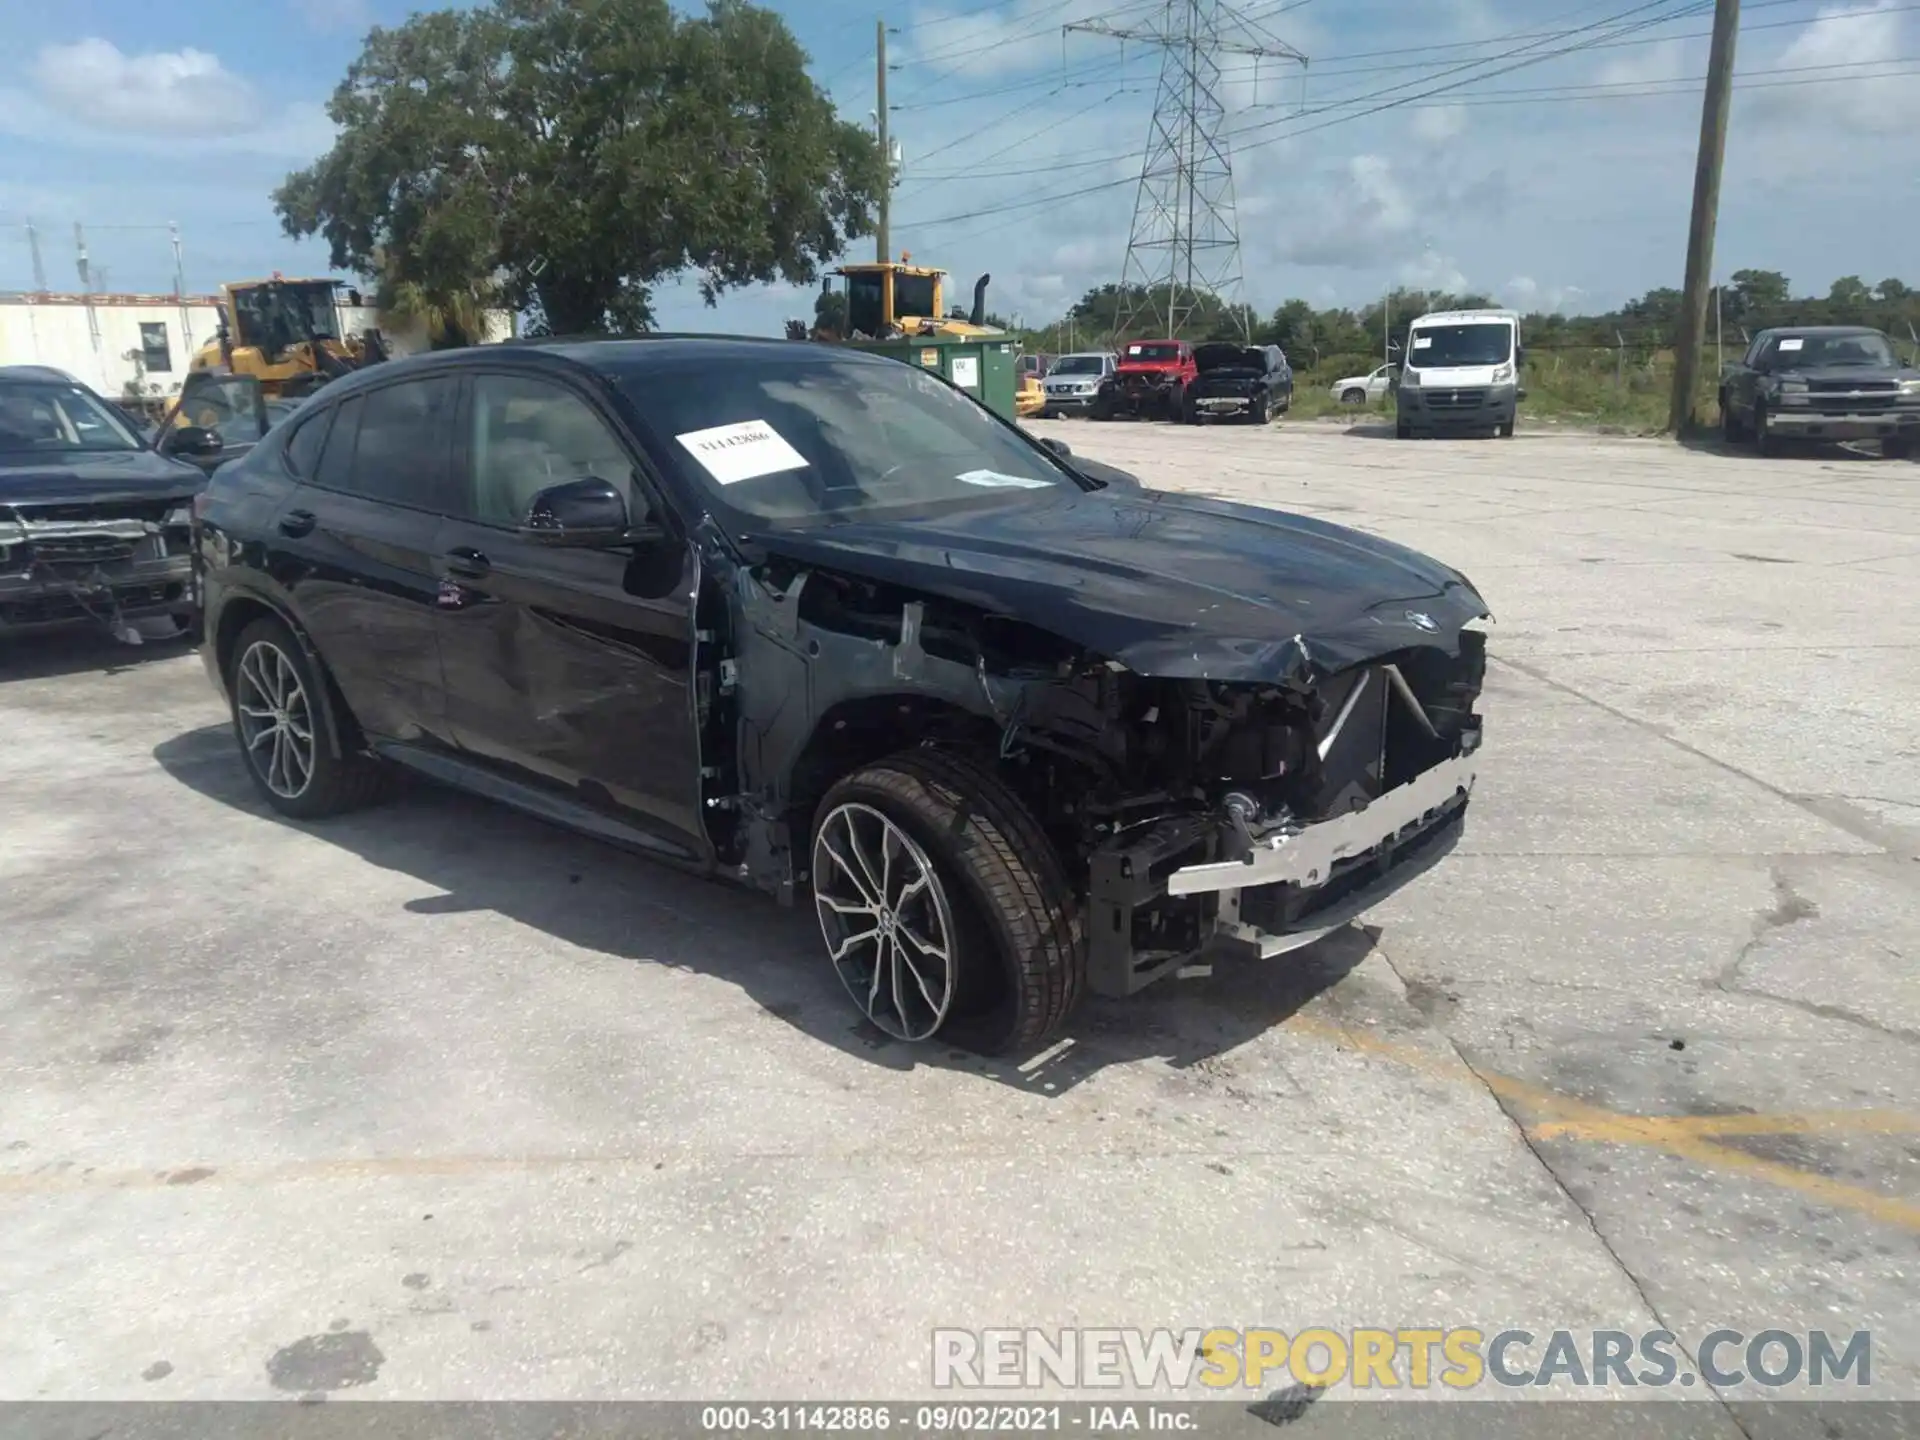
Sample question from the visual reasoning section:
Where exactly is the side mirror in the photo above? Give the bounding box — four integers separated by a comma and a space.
1515, 345, 1526, 366
518, 478, 638, 547
163, 425, 223, 458
1040, 437, 1073, 459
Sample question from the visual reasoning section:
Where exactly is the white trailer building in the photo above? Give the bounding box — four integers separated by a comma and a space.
0, 290, 517, 401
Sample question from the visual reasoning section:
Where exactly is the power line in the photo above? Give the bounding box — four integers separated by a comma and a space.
896, 0, 1709, 230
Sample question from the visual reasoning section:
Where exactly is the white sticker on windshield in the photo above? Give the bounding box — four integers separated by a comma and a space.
1777, 337, 1804, 352
951, 355, 980, 388
956, 469, 1050, 489
1412, 336, 1433, 350
1126, 344, 1143, 356
674, 419, 808, 485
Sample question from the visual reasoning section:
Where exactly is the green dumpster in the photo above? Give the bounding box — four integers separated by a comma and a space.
843, 333, 1019, 421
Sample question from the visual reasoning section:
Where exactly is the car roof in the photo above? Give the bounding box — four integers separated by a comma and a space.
303, 334, 898, 402
1758, 325, 1884, 337
0, 364, 85, 384
1412, 309, 1518, 325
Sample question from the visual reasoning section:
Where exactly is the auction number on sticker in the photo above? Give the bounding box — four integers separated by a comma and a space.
701, 1405, 898, 1430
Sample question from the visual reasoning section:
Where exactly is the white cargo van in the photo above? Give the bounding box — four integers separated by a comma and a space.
1394, 308, 1524, 439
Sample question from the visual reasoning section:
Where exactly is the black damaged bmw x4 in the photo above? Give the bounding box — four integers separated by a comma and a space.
196, 337, 1490, 1053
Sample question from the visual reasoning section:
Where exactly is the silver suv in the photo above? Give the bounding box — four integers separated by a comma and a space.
1041, 352, 1119, 417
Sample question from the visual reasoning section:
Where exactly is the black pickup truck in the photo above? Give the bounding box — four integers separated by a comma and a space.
1719, 325, 1919, 458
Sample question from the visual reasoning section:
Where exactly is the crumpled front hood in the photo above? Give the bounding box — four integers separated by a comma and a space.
757, 487, 1489, 683
0, 449, 205, 506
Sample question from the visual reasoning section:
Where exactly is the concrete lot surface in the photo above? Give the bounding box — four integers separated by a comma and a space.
1, 418, 1916, 1424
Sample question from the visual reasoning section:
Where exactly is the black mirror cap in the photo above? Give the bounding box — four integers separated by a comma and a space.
164, 425, 223, 457
1040, 437, 1073, 459
518, 477, 632, 546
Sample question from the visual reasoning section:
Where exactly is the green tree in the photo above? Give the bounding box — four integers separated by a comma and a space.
1727, 269, 1791, 324
275, 0, 885, 334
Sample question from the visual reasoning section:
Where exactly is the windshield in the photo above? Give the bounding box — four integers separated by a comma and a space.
895, 272, 939, 321
0, 381, 144, 454
1195, 344, 1263, 372
1408, 322, 1513, 368
623, 352, 1077, 529
231, 282, 339, 354
1122, 343, 1182, 362
1767, 332, 1896, 368
1051, 355, 1105, 376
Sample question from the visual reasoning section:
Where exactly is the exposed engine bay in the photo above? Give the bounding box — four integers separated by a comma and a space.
699, 554, 1487, 997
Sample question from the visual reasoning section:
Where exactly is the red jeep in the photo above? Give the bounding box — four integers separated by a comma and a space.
1092, 339, 1196, 421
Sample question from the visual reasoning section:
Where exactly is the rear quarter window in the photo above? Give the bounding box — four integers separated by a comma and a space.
284, 407, 335, 478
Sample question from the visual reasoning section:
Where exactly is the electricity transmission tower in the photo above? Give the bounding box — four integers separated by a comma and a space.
1066, 2, 1305, 341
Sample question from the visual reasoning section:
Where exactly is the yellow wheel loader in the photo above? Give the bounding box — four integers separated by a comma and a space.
186, 276, 390, 405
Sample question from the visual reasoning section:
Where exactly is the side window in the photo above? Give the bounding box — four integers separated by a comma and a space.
354, 378, 458, 508
312, 396, 363, 493
463, 373, 636, 528
284, 407, 333, 477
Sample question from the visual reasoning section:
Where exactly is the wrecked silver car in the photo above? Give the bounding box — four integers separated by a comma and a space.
0, 367, 202, 643
195, 338, 1488, 1054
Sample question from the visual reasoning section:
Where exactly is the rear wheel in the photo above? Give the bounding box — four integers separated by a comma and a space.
227, 615, 388, 820
810, 749, 1083, 1055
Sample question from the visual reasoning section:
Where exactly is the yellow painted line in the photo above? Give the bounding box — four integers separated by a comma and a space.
1532, 1110, 1920, 1143
1284, 1013, 1920, 1233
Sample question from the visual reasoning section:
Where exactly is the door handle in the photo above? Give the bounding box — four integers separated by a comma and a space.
278, 508, 316, 538
443, 547, 491, 580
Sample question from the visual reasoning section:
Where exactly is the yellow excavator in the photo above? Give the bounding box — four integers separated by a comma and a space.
812, 257, 1004, 342
187, 275, 389, 402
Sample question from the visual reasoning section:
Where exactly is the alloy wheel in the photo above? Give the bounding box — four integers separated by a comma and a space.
812, 802, 958, 1041
235, 639, 316, 800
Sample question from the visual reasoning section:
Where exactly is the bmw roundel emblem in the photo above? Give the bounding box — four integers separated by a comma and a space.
1406, 611, 1438, 632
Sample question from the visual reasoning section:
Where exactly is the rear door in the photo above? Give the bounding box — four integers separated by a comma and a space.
270, 375, 458, 746
432, 367, 709, 863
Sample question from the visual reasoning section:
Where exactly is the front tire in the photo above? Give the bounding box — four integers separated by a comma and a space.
1720, 392, 1746, 445
1341, 388, 1366, 406
1396, 418, 1413, 439
227, 615, 387, 820
810, 749, 1083, 1055
1753, 402, 1778, 457
1250, 393, 1271, 425
1883, 436, 1912, 460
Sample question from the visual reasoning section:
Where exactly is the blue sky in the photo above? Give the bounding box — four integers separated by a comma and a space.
1, 0, 1915, 337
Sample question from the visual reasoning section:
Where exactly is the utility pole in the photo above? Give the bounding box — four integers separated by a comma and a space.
172, 220, 195, 359
875, 19, 890, 266
25, 218, 47, 291
1067, 4, 1305, 341
1668, 0, 1741, 435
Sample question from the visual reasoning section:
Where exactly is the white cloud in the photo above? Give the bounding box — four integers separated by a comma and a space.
5, 40, 335, 158
1594, 38, 1689, 89
1273, 154, 1414, 267
293, 0, 373, 33
1749, 0, 1920, 133
34, 39, 242, 134
1410, 104, 1468, 144
1400, 250, 1469, 295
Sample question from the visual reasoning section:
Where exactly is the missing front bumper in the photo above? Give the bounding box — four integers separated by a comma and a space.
1085, 747, 1479, 997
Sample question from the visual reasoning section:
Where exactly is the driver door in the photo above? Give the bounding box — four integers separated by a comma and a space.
433, 368, 709, 862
